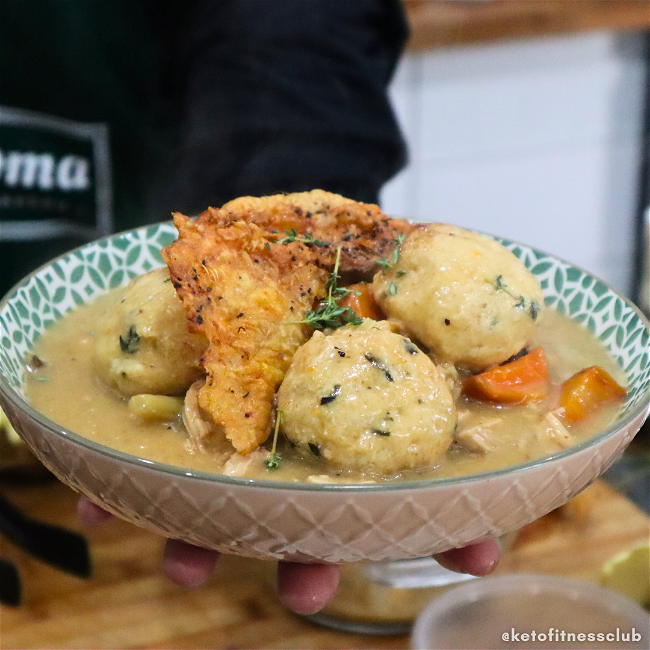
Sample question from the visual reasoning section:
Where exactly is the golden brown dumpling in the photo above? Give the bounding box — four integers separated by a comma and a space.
277, 324, 456, 475
373, 224, 544, 372
93, 268, 207, 396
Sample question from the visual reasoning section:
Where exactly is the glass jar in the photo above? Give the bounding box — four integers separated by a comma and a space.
303, 533, 518, 635
303, 557, 478, 635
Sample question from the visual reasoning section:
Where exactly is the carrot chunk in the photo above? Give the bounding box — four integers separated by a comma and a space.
463, 347, 549, 404
559, 366, 626, 424
339, 283, 384, 321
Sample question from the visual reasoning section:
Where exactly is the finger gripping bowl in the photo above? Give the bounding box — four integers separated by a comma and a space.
0, 223, 648, 563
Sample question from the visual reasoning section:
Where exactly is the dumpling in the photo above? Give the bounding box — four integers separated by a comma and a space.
373, 224, 544, 372
277, 324, 456, 475
93, 268, 207, 396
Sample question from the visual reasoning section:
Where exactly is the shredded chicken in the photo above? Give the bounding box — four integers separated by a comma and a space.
454, 416, 504, 454
539, 411, 574, 451
182, 380, 235, 462
437, 361, 462, 401
222, 449, 269, 477
306, 474, 337, 484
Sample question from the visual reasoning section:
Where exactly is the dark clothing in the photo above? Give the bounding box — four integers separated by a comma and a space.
0, 0, 408, 296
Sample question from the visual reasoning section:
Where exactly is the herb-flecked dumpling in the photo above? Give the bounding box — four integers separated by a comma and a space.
373, 224, 544, 372
93, 268, 207, 396
277, 325, 456, 475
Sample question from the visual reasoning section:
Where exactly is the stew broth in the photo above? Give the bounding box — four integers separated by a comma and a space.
25, 285, 625, 484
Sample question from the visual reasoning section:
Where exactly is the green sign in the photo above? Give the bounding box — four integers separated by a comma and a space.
0, 106, 112, 242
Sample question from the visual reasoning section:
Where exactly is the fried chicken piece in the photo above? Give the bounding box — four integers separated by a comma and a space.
164, 190, 413, 455
213, 189, 413, 274
162, 214, 328, 454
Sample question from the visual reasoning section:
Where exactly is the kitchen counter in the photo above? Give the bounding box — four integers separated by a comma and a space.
405, 0, 650, 50
0, 478, 647, 649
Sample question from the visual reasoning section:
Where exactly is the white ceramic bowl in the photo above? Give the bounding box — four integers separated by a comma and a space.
0, 224, 648, 563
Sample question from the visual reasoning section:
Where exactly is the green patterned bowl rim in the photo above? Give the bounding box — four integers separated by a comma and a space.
0, 222, 648, 492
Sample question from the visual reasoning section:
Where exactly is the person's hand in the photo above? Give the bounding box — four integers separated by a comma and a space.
77, 497, 500, 615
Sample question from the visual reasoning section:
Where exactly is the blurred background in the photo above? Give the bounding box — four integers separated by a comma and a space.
383, 2, 649, 302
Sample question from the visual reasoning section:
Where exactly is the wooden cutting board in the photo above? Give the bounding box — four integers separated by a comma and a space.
0, 479, 647, 649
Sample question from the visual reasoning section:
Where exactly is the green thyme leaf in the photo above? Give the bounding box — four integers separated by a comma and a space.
377, 233, 407, 274
277, 228, 327, 247
289, 246, 363, 330
119, 326, 140, 354
320, 384, 341, 405
364, 353, 394, 382
377, 257, 393, 272
493, 275, 539, 319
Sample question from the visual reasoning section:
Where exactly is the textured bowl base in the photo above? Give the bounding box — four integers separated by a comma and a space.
5, 393, 644, 563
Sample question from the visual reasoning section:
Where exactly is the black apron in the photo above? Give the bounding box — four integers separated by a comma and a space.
0, 0, 408, 296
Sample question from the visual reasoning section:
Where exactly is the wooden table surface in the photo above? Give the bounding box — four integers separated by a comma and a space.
0, 478, 647, 649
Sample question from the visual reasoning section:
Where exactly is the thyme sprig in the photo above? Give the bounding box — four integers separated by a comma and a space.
491, 275, 540, 320
276, 228, 327, 247
291, 246, 363, 330
265, 408, 284, 469
377, 234, 406, 274
119, 326, 140, 354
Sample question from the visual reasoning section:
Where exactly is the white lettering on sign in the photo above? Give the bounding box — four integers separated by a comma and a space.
0, 149, 90, 191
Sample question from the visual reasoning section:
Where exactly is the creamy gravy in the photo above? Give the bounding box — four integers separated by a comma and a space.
26, 289, 625, 483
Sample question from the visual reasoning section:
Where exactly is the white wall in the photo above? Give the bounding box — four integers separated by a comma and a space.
381, 31, 647, 295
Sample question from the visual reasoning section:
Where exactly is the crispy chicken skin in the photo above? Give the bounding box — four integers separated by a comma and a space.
215, 189, 413, 274
163, 190, 413, 455
163, 214, 328, 454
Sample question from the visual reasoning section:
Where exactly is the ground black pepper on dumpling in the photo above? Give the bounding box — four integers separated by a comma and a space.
277, 324, 456, 475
